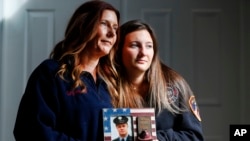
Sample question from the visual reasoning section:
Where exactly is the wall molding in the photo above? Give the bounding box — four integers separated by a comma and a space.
192, 9, 222, 106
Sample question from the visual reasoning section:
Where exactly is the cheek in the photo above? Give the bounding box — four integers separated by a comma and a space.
122, 50, 134, 62
113, 35, 117, 43
123, 47, 137, 57
148, 50, 154, 61
96, 28, 106, 41
96, 28, 102, 37
121, 52, 128, 65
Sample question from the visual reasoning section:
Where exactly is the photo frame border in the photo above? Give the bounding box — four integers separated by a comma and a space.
103, 108, 157, 141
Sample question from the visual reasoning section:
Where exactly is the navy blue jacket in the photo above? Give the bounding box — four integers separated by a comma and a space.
112, 134, 133, 141
156, 109, 204, 141
155, 86, 204, 141
13, 59, 112, 141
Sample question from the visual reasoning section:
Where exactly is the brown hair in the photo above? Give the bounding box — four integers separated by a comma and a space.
108, 20, 192, 114
50, 1, 120, 91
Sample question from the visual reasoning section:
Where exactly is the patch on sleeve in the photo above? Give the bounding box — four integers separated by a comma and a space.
189, 96, 201, 121
167, 86, 179, 104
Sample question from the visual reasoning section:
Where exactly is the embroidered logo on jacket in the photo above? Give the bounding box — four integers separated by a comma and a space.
167, 86, 179, 103
67, 89, 87, 96
189, 96, 201, 121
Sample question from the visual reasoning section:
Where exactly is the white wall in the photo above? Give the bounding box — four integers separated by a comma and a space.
0, 0, 4, 140
0, 0, 3, 140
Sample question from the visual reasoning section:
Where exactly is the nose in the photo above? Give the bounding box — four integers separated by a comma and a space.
107, 27, 115, 38
139, 46, 147, 56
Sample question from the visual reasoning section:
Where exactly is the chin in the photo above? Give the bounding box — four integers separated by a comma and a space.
98, 47, 112, 56
134, 67, 148, 72
103, 49, 112, 55
103, 45, 112, 51
136, 65, 149, 70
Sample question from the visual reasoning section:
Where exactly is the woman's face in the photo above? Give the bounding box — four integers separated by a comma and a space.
122, 29, 154, 74
92, 10, 118, 57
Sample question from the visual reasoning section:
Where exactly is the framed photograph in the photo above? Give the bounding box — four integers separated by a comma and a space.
103, 108, 157, 141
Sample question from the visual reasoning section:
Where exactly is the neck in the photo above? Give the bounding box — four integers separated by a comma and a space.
128, 72, 148, 97
129, 73, 145, 87
120, 133, 128, 138
80, 54, 100, 82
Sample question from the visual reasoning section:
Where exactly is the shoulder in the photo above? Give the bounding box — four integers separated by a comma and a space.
128, 134, 133, 139
28, 59, 60, 81
34, 59, 59, 74
112, 138, 119, 141
188, 95, 202, 121
167, 85, 179, 104
38, 59, 60, 72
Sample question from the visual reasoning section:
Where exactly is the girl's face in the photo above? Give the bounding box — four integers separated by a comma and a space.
92, 10, 118, 57
122, 29, 154, 74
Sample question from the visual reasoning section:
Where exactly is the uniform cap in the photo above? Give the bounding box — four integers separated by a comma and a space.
113, 116, 128, 125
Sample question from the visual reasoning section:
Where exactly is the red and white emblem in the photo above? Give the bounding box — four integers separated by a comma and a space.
167, 86, 179, 104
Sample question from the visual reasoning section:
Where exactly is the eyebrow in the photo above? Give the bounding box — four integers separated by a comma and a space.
102, 19, 118, 24
129, 41, 153, 44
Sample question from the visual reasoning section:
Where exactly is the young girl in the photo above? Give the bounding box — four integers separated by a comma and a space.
107, 20, 204, 141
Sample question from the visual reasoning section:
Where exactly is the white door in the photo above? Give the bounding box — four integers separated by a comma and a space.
0, 0, 249, 141
122, 0, 248, 141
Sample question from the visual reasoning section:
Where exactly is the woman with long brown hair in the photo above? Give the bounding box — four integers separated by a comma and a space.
108, 20, 204, 141
13, 1, 120, 141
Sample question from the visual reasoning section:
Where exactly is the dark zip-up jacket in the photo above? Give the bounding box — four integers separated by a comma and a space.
156, 109, 204, 141
13, 59, 112, 141
156, 86, 204, 141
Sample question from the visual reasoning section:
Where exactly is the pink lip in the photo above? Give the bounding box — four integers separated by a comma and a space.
102, 40, 112, 45
136, 59, 147, 63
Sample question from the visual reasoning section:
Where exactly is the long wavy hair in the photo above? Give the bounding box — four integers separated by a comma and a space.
49, 1, 120, 91
108, 20, 193, 114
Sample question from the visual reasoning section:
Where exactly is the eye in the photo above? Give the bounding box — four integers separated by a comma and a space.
100, 21, 107, 26
130, 42, 139, 48
113, 26, 118, 31
146, 44, 153, 48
